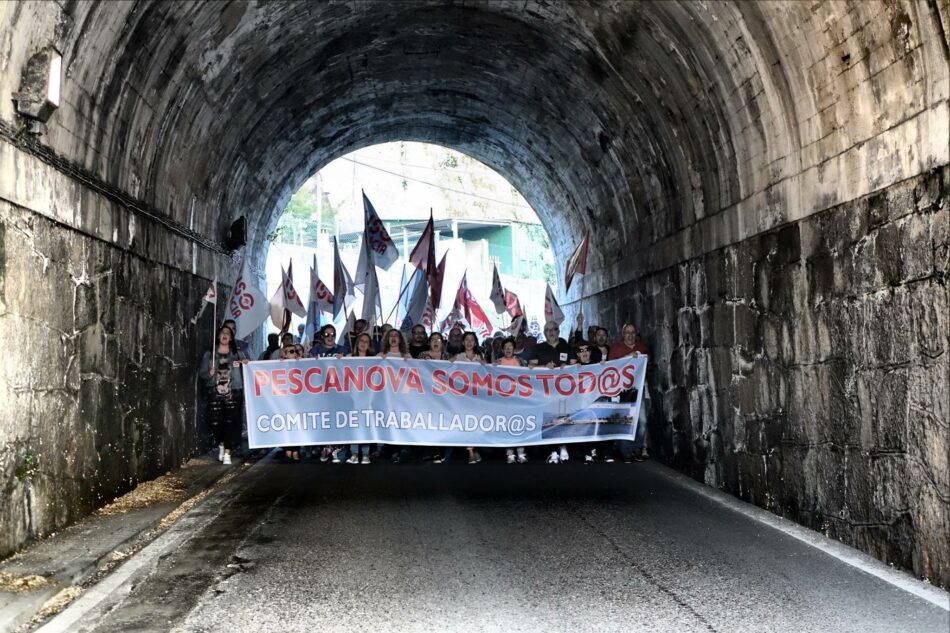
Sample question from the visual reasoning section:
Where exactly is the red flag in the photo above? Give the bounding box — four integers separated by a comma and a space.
564, 231, 590, 291
408, 212, 436, 274
504, 290, 523, 318
489, 263, 505, 313
430, 252, 447, 312
455, 272, 493, 339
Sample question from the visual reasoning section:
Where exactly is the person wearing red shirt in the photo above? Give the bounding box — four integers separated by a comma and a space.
608, 323, 651, 462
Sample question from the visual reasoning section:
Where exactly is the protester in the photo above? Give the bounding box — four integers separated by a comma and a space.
199, 326, 248, 465
408, 324, 429, 358
593, 327, 609, 362
379, 329, 410, 360
574, 340, 612, 463
345, 333, 376, 465
419, 332, 450, 360
446, 326, 464, 356
278, 343, 303, 462
496, 337, 528, 464
451, 331, 485, 464
570, 314, 602, 362
309, 324, 346, 358
514, 318, 537, 361
222, 318, 251, 358
259, 333, 280, 360
531, 321, 575, 463
295, 323, 306, 345
608, 323, 650, 462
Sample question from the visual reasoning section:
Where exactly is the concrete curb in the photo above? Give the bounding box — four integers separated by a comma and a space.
0, 452, 266, 633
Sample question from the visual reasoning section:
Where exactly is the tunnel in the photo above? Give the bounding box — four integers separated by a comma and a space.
0, 0, 947, 590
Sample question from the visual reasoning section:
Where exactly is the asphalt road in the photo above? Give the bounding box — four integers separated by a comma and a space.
48, 455, 950, 633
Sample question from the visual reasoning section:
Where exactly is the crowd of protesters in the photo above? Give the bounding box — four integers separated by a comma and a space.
200, 314, 650, 467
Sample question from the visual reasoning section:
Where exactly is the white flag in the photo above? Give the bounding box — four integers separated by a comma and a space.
228, 264, 269, 339
489, 264, 506, 314
400, 268, 428, 332
544, 283, 564, 326
361, 191, 399, 270
360, 253, 383, 326
283, 262, 307, 318
203, 278, 217, 305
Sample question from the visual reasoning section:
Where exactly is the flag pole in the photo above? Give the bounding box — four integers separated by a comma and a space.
384, 273, 414, 325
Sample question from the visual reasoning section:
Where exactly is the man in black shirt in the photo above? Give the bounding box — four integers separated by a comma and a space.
530, 321, 575, 368
408, 324, 429, 358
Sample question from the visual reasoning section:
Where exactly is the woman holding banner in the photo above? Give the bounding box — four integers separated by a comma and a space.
495, 337, 528, 464
199, 326, 248, 465
452, 331, 486, 464
345, 333, 376, 465
379, 329, 410, 360
419, 332, 450, 360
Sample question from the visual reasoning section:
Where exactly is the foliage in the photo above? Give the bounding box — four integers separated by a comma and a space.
274, 186, 339, 245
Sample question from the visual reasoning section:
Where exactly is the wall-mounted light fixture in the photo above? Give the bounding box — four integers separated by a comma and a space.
13, 47, 62, 131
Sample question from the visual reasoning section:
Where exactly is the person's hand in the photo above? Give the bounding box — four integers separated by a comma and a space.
208, 368, 215, 377
380, 352, 388, 359
334, 354, 343, 359
402, 354, 410, 361
545, 361, 555, 369
576, 313, 584, 326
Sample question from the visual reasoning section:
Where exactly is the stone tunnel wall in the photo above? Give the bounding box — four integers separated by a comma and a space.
0, 145, 222, 558
582, 166, 949, 587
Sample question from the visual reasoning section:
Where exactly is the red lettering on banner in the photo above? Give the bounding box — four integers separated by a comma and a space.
554, 374, 576, 396
366, 366, 385, 392
404, 369, 424, 394
432, 369, 447, 395
325, 367, 342, 392
343, 365, 363, 392
287, 368, 303, 395
471, 372, 493, 396
272, 370, 288, 396
253, 370, 270, 397
385, 366, 406, 392
537, 374, 555, 396
578, 372, 597, 394
494, 374, 516, 397
448, 370, 469, 396
304, 367, 322, 393
517, 375, 533, 397
621, 365, 636, 388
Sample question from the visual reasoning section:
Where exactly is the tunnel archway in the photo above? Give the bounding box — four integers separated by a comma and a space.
1, 1, 947, 587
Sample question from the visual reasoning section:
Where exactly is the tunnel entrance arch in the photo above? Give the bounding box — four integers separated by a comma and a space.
0, 0, 946, 588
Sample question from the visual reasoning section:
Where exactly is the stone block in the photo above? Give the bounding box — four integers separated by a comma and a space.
855, 368, 910, 451
710, 303, 735, 347
873, 222, 903, 287
862, 289, 913, 367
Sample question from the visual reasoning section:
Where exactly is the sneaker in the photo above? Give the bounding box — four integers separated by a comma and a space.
559, 446, 569, 462
332, 448, 344, 463
432, 456, 445, 464
218, 444, 225, 462
346, 455, 359, 464
320, 447, 331, 463
547, 451, 560, 464
517, 453, 528, 464
585, 453, 595, 463
361, 456, 370, 465
507, 453, 516, 464
604, 456, 615, 463
468, 452, 482, 464
590, 449, 598, 460
222, 453, 232, 465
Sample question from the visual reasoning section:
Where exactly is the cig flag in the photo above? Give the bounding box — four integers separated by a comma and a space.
361, 191, 399, 270
283, 261, 307, 317
400, 268, 428, 332
564, 231, 589, 292
544, 283, 564, 326
489, 263, 506, 313
408, 212, 436, 274
228, 264, 269, 339
306, 255, 334, 343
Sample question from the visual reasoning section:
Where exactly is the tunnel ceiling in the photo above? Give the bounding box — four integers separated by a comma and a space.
9, 0, 948, 288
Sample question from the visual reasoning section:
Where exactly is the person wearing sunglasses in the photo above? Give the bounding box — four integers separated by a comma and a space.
308, 324, 346, 358
278, 343, 303, 462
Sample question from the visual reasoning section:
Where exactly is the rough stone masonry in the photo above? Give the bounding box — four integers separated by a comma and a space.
0, 1, 947, 587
